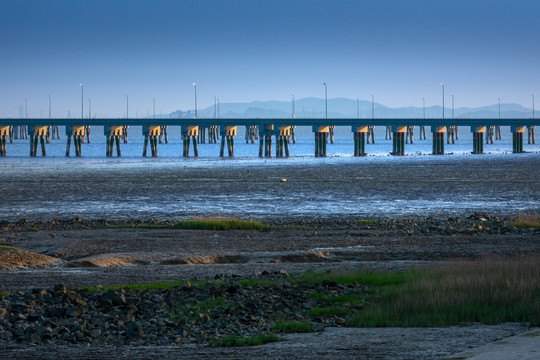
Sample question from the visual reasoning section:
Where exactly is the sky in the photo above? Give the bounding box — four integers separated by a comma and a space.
0, 0, 539, 118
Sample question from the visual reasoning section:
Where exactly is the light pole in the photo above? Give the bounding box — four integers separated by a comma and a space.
48, 95, 51, 119
371, 94, 374, 119
80, 84, 84, 119
441, 83, 445, 119
217, 97, 220, 118
125, 95, 128, 118
292, 95, 295, 118
213, 95, 217, 118
88, 98, 91, 119
193, 83, 197, 119
153, 98, 156, 119
323, 83, 327, 119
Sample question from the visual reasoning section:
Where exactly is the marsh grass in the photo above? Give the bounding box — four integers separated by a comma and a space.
209, 334, 281, 347
296, 269, 404, 286
348, 255, 540, 327
508, 213, 540, 229
308, 306, 351, 317
355, 220, 378, 224
272, 321, 317, 333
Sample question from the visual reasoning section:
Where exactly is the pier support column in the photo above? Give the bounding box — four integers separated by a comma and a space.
431, 126, 446, 155
104, 126, 124, 157
276, 126, 291, 158
220, 126, 237, 157
182, 126, 199, 157
65, 126, 85, 157
0, 126, 9, 156
352, 126, 367, 156
143, 126, 162, 157
313, 126, 329, 157
471, 126, 486, 154
259, 124, 274, 158
329, 126, 335, 144
511, 126, 525, 153
391, 125, 407, 155
528, 126, 536, 144
29, 126, 48, 157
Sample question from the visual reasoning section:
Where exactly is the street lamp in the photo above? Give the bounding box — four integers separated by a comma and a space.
217, 97, 220, 118
213, 95, 217, 118
292, 95, 295, 118
88, 98, 91, 119
153, 98, 156, 119
371, 94, 374, 119
80, 84, 84, 119
125, 95, 128, 118
323, 83, 327, 119
193, 83, 197, 119
441, 83, 445, 119
48, 95, 51, 119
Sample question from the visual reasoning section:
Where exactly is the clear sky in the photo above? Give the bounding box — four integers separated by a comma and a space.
1, 0, 539, 117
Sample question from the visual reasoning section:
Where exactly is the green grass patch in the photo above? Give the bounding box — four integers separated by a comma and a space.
308, 306, 351, 317
272, 321, 317, 333
0, 291, 9, 296
209, 333, 281, 347
355, 219, 377, 224
238, 278, 279, 287
107, 218, 274, 231
0, 245, 20, 250
347, 255, 540, 327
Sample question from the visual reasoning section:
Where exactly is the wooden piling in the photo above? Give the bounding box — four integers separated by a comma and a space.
143, 135, 149, 157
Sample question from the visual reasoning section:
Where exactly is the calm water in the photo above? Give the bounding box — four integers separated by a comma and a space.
1, 126, 539, 221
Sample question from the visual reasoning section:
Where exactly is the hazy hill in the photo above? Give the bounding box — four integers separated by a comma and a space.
164, 98, 535, 119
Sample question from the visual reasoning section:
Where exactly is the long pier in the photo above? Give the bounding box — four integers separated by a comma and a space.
0, 118, 537, 157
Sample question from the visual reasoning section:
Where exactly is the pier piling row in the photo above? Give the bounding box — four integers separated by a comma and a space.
1, 118, 539, 158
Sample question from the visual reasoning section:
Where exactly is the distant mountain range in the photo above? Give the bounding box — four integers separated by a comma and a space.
165, 97, 535, 119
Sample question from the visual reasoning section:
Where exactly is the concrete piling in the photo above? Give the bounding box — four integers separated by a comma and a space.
29, 126, 48, 157
104, 126, 124, 157
391, 125, 407, 155
182, 126, 199, 157
65, 126, 85, 157
431, 126, 446, 155
528, 126, 536, 144
471, 126, 486, 154
512, 126, 525, 153
313, 126, 329, 157
219, 126, 236, 157
0, 126, 9, 156
352, 126, 367, 156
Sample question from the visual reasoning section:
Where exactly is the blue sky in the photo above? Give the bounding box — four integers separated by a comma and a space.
1, 0, 538, 117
